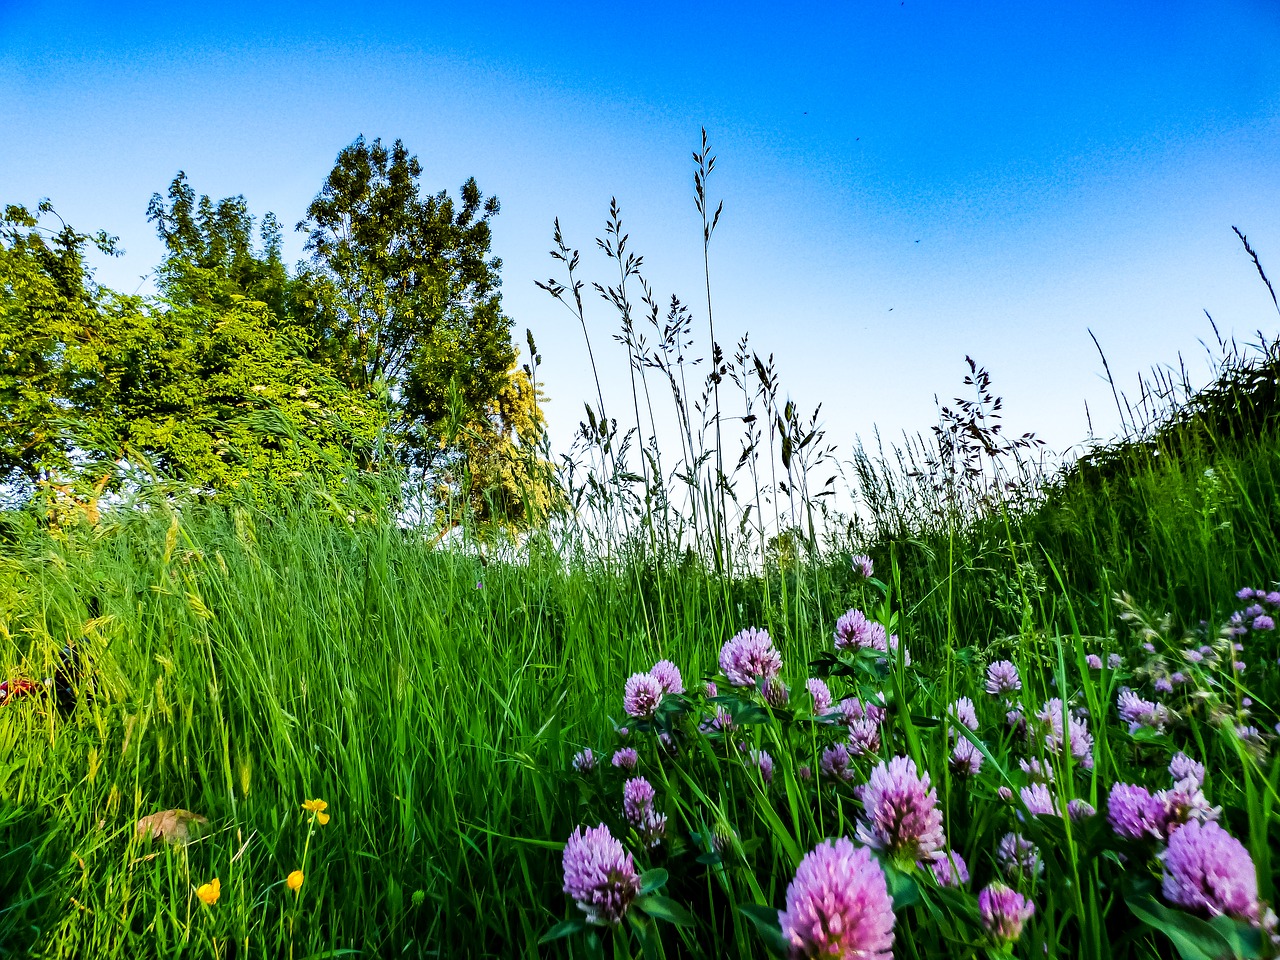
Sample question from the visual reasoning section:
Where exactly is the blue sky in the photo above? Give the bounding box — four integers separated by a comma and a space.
3, 0, 1279, 469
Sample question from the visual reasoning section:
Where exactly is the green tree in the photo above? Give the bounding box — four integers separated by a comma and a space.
146, 173, 291, 322
0, 202, 117, 490
296, 136, 518, 469
87, 297, 388, 493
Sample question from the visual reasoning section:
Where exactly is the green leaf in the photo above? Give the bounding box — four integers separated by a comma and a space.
636, 894, 697, 927
538, 917, 587, 943
638, 868, 668, 895
1126, 895, 1239, 960
882, 863, 921, 909
738, 903, 790, 957
1209, 914, 1262, 959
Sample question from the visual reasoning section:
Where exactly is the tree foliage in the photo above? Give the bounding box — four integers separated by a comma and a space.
2, 138, 560, 532
297, 136, 517, 468
0, 203, 117, 487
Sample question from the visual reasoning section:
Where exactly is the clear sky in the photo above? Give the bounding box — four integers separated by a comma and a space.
3, 0, 1279, 472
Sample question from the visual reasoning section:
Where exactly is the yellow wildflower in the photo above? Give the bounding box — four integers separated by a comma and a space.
196, 877, 220, 906
287, 869, 305, 893
302, 798, 331, 826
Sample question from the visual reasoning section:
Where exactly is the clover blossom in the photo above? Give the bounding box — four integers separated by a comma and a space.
985, 660, 1022, 696
719, 627, 783, 688
751, 749, 775, 784
562, 824, 642, 925
611, 748, 638, 771
950, 697, 978, 735
949, 738, 983, 777
821, 742, 855, 781
650, 660, 684, 695
1117, 687, 1171, 734
778, 838, 895, 960
1068, 799, 1097, 821
979, 883, 1036, 946
806, 677, 833, 714
834, 608, 888, 653
996, 832, 1042, 879
856, 756, 945, 865
852, 554, 875, 579
572, 748, 596, 773
621, 777, 667, 845
848, 718, 883, 757
1107, 783, 1163, 840
928, 850, 969, 888
623, 672, 664, 719
841, 696, 887, 727
1156, 779, 1220, 836
1020, 783, 1057, 818
1038, 698, 1094, 769
1162, 820, 1259, 922
1169, 753, 1204, 786
1019, 758, 1054, 784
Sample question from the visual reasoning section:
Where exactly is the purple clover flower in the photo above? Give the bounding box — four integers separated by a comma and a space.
1086, 654, 1103, 670
1019, 758, 1054, 784
562, 824, 641, 925
806, 677, 833, 713
841, 696, 887, 727
979, 883, 1036, 946
751, 749, 775, 784
985, 660, 1022, 696
1068, 799, 1096, 821
650, 659, 684, 695
852, 554, 875, 579
848, 718, 883, 757
1162, 820, 1259, 922
621, 777, 667, 845
821, 742, 855, 781
1117, 687, 1171, 734
703, 680, 718, 698
763, 677, 790, 708
950, 696, 978, 734
834, 608, 888, 653
623, 672, 664, 719
1038, 698, 1094, 769
622, 777, 656, 825
1169, 753, 1204, 786
1156, 779, 1220, 836
611, 748, 638, 771
949, 738, 983, 777
1108, 653, 1123, 669
1154, 677, 1173, 694
1107, 783, 1163, 840
1020, 783, 1057, 818
856, 756, 946, 865
778, 838, 895, 960
572, 748, 596, 773
928, 850, 969, 888
996, 832, 1042, 879
719, 627, 783, 688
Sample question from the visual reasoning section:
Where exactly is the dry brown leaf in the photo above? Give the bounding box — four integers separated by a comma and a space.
134, 808, 208, 845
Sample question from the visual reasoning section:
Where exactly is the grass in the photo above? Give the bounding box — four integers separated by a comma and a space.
1, 369, 1278, 957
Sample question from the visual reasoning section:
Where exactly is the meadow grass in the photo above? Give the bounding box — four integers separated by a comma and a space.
0, 370, 1277, 958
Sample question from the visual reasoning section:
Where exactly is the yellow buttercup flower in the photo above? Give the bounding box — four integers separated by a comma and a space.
287, 869, 305, 893
196, 877, 220, 906
303, 798, 331, 825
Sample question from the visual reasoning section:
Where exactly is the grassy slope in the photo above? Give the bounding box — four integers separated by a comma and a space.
0, 396, 1277, 957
